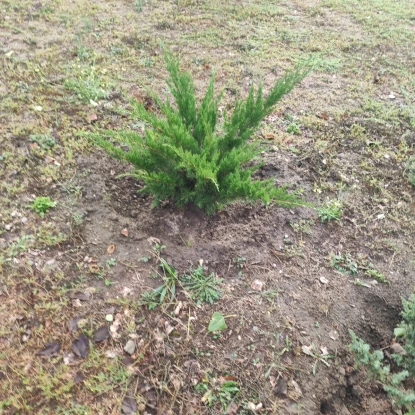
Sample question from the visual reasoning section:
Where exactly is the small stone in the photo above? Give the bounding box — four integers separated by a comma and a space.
251, 279, 264, 291
320, 276, 329, 284
5, 224, 12, 231
130, 210, 138, 218
21, 217, 28, 224
124, 339, 136, 355
105, 350, 119, 359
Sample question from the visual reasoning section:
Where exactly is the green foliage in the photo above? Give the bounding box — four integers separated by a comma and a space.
286, 122, 301, 135
331, 253, 358, 275
30, 196, 57, 218
7, 235, 35, 257
181, 266, 223, 305
364, 268, 390, 285
317, 199, 343, 223
208, 312, 227, 332
407, 155, 415, 187
93, 49, 313, 214
140, 258, 178, 309
349, 293, 415, 414
29, 133, 56, 150
394, 295, 415, 374
196, 374, 239, 408
64, 68, 109, 102
134, 0, 143, 12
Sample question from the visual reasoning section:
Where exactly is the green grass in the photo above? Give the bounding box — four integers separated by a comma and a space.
64, 67, 109, 102
182, 266, 223, 305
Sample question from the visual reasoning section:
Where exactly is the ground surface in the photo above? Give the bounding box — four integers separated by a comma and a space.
1, 0, 415, 414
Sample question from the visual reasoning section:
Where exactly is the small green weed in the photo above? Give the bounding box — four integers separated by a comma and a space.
286, 122, 301, 135
29, 133, 56, 150
290, 218, 314, 234
317, 199, 342, 223
196, 374, 239, 409
302, 344, 333, 376
331, 253, 358, 275
30, 196, 57, 218
37, 223, 67, 246
140, 258, 178, 309
236, 256, 246, 277
407, 155, 415, 187
64, 68, 109, 102
153, 242, 166, 255
182, 266, 223, 305
364, 268, 390, 285
134, 0, 143, 12
7, 235, 35, 257
85, 354, 132, 394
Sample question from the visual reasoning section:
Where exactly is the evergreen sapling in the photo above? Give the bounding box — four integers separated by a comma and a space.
93, 49, 313, 214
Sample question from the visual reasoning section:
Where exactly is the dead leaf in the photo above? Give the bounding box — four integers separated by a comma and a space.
89, 264, 100, 274
107, 244, 116, 254
221, 375, 237, 382
247, 402, 256, 411
319, 112, 329, 120
72, 333, 90, 358
170, 374, 183, 391
87, 113, 98, 122
74, 371, 84, 384
390, 343, 406, 355
320, 346, 329, 356
110, 313, 123, 338
226, 403, 239, 414
301, 344, 314, 356
36, 341, 61, 357
183, 359, 201, 375
153, 329, 164, 343
105, 350, 119, 359
67, 316, 80, 332
63, 352, 77, 365
174, 301, 183, 316
122, 391, 137, 414
120, 228, 129, 237
164, 321, 174, 336
147, 236, 160, 245
274, 376, 288, 397
251, 279, 264, 291
264, 132, 276, 140
93, 326, 110, 343
329, 330, 339, 340
122, 287, 133, 297
70, 291, 90, 301
287, 379, 303, 401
